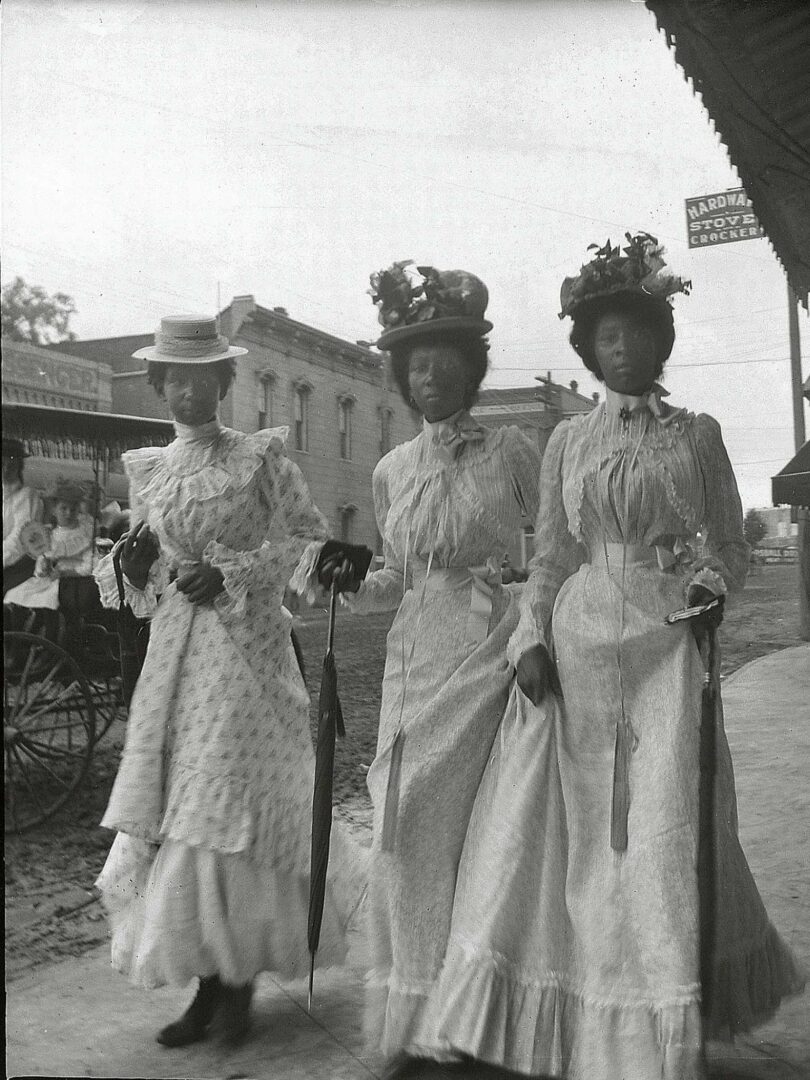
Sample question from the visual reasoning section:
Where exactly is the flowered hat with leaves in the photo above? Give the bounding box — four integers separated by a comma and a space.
369, 261, 493, 349
559, 232, 691, 320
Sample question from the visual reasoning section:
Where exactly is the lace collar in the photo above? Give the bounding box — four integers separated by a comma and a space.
604, 383, 686, 426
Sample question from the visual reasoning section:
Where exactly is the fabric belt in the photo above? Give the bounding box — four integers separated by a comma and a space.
588, 542, 677, 571
410, 558, 503, 646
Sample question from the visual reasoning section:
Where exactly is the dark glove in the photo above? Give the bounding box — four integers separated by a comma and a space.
316, 540, 373, 594
686, 584, 725, 645
515, 642, 562, 706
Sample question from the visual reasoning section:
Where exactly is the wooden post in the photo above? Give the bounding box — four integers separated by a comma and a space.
787, 285, 809, 640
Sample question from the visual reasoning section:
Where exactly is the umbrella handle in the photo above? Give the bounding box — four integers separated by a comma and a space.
327, 580, 338, 654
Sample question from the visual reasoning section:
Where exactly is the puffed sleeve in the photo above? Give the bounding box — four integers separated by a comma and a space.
502, 424, 542, 528
688, 413, 749, 598
507, 421, 584, 665
204, 445, 329, 616
343, 452, 409, 615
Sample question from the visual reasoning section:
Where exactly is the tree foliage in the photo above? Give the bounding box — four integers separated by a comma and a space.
743, 508, 767, 546
1, 276, 77, 345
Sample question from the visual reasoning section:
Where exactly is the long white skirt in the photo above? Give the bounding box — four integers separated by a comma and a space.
96, 830, 365, 990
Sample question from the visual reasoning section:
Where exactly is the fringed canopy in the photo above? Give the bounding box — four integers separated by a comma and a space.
2, 402, 175, 461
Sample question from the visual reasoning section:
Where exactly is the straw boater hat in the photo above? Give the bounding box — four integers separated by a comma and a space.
369, 261, 493, 350
132, 314, 248, 363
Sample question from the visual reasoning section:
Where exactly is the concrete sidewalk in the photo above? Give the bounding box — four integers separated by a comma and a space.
7, 646, 809, 1080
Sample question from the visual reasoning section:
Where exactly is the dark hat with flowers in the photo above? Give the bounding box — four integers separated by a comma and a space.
559, 232, 691, 320
370, 261, 493, 350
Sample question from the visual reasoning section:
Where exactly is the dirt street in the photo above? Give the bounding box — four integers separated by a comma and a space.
5, 564, 804, 980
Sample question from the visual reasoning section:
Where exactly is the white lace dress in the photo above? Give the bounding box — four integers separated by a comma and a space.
343, 414, 541, 1058
94, 419, 365, 989
429, 389, 804, 1079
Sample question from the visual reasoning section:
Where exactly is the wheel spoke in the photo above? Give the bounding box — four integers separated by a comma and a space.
15, 741, 72, 789
16, 716, 90, 736
10, 743, 49, 817
13, 661, 74, 725
21, 737, 89, 761
11, 640, 40, 714
16, 682, 83, 728
5, 746, 19, 830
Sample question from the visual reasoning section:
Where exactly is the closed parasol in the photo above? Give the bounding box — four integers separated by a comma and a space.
307, 581, 345, 1010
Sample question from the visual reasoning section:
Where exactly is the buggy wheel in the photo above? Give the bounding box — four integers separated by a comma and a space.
4, 631, 96, 833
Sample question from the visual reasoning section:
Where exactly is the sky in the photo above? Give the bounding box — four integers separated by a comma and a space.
2, 0, 807, 511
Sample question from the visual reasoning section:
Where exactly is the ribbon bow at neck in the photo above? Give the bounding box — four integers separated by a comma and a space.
610, 383, 687, 428
426, 411, 487, 464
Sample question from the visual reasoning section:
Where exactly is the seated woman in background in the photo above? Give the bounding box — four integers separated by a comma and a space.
4, 479, 94, 635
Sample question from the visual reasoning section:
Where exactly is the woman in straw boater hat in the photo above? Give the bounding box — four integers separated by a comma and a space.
422, 235, 804, 1079
92, 315, 370, 1048
3, 437, 45, 596
318, 263, 543, 1077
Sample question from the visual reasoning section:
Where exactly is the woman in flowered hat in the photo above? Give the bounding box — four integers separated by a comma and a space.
426, 235, 804, 1079
92, 315, 370, 1049
318, 263, 542, 1076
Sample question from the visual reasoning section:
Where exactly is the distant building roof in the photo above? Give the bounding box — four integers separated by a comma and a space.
646, 0, 810, 306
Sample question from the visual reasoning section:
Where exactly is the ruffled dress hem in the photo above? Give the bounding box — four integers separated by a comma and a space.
398, 923, 806, 1078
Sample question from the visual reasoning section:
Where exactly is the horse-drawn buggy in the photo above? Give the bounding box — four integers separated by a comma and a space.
3, 401, 174, 832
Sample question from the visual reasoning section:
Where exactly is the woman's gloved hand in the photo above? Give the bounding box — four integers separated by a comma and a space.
686, 583, 725, 645
515, 642, 562, 705
120, 522, 159, 590
316, 540, 373, 594
176, 561, 224, 605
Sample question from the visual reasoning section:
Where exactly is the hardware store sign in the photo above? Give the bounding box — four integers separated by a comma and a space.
685, 188, 765, 248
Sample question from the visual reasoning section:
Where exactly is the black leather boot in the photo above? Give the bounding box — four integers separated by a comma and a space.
218, 980, 254, 1046
156, 975, 221, 1047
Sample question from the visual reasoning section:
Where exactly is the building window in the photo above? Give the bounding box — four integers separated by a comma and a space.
258, 375, 274, 429
379, 406, 393, 457
338, 396, 353, 460
339, 504, 357, 543
293, 384, 310, 451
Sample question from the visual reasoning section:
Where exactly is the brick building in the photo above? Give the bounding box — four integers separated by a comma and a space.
473, 376, 598, 564
52, 296, 420, 553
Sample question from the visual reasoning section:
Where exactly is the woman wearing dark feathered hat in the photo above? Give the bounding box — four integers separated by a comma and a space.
317, 262, 542, 1077
424, 235, 804, 1078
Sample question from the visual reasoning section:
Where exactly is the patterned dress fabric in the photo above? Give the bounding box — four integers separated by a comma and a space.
93, 419, 365, 989
428, 389, 804, 1079
4, 516, 94, 610
344, 414, 541, 1058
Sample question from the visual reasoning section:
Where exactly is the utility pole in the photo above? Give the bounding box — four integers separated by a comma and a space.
787, 285, 809, 640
